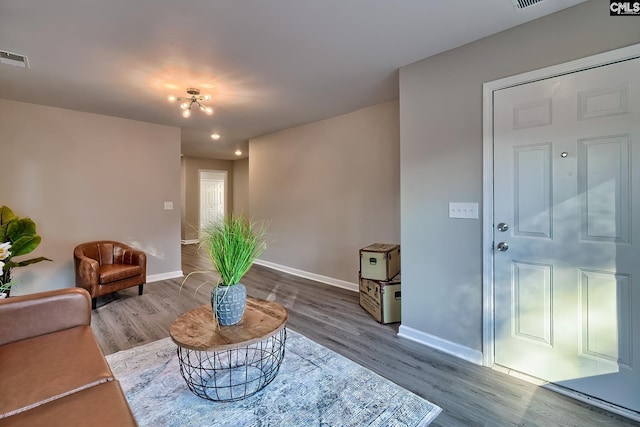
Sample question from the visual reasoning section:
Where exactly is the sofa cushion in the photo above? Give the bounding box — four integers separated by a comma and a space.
99, 264, 142, 284
0, 380, 137, 427
0, 326, 113, 419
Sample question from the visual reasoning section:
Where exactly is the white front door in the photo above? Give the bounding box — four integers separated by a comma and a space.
493, 57, 640, 412
199, 170, 226, 231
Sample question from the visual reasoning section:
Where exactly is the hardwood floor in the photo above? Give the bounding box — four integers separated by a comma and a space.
91, 245, 639, 426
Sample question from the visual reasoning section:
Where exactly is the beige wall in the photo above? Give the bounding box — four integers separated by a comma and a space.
399, 0, 640, 353
0, 99, 182, 295
233, 158, 249, 215
249, 100, 400, 285
181, 157, 234, 241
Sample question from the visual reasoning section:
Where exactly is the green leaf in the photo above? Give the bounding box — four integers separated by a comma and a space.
5, 256, 52, 269
7, 218, 37, 242
0, 206, 17, 226
0, 223, 8, 243
9, 235, 41, 257
0, 281, 14, 292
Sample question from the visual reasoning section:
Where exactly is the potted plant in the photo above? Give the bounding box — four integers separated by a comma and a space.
186, 215, 268, 326
0, 206, 52, 297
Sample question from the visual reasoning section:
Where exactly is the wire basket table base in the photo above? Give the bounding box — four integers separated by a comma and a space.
176, 327, 286, 402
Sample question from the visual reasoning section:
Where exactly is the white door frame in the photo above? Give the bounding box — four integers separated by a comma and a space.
482, 43, 640, 417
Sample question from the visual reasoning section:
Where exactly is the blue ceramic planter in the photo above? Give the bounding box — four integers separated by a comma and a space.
211, 283, 246, 325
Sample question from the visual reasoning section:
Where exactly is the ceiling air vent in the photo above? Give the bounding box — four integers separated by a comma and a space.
512, 0, 546, 9
0, 50, 29, 68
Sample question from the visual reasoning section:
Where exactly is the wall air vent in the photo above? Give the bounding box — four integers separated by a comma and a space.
0, 50, 29, 68
512, 0, 546, 9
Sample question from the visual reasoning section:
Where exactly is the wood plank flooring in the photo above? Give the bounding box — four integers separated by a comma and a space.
91, 245, 639, 426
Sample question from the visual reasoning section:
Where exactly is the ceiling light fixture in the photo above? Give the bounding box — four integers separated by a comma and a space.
235, 149, 242, 156
211, 133, 221, 140
167, 88, 213, 118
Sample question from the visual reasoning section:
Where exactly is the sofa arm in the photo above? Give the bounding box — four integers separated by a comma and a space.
0, 288, 92, 346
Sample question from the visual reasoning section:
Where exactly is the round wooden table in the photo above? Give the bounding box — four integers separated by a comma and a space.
170, 297, 288, 401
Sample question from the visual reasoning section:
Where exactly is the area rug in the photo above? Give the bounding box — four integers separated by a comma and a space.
106, 329, 442, 426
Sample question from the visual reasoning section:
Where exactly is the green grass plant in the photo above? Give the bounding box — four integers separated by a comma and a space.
199, 215, 268, 286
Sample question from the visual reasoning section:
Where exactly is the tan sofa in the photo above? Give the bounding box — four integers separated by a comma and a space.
0, 288, 137, 426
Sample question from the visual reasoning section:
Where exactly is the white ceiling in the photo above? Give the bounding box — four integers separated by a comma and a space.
0, 0, 585, 160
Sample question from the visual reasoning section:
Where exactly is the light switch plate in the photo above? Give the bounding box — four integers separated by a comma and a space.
449, 202, 478, 219
164, 201, 173, 210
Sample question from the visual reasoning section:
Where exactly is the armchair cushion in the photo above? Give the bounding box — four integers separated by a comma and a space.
100, 264, 142, 284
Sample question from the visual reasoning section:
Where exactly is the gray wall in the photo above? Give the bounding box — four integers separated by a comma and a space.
233, 158, 249, 215
399, 0, 640, 352
0, 99, 182, 295
249, 100, 400, 285
181, 157, 234, 241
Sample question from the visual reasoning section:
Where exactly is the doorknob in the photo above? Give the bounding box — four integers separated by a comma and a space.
496, 242, 509, 252
497, 222, 509, 232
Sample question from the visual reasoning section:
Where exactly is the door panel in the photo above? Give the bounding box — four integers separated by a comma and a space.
512, 261, 552, 346
514, 144, 552, 238
493, 57, 640, 412
578, 135, 630, 243
579, 269, 632, 367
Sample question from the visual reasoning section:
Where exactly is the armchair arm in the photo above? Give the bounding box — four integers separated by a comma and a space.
74, 253, 101, 295
122, 248, 146, 272
118, 246, 147, 282
0, 288, 92, 346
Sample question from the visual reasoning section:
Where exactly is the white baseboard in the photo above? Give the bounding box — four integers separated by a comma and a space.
147, 270, 183, 283
181, 239, 198, 245
398, 325, 483, 365
253, 259, 358, 292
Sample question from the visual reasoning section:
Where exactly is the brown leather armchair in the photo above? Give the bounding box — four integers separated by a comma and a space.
74, 240, 146, 309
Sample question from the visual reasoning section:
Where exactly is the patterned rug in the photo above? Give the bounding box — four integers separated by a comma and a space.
106, 329, 442, 426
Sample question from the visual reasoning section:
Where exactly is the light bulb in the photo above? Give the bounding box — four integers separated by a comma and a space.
181, 102, 190, 110
204, 94, 212, 100
167, 95, 177, 103
199, 105, 206, 112
211, 133, 220, 140
204, 106, 214, 115
235, 149, 242, 156
182, 109, 191, 118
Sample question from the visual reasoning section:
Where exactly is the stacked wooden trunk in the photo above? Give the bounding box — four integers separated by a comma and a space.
358, 243, 401, 324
